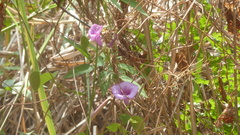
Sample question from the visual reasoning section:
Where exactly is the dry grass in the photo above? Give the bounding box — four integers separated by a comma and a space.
0, 0, 239, 134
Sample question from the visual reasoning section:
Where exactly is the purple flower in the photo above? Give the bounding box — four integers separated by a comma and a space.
111, 82, 138, 105
88, 24, 103, 46
108, 33, 118, 47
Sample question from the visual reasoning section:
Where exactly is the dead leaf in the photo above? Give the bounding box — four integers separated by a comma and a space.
218, 77, 228, 102
0, 0, 6, 31
215, 102, 234, 127
175, 50, 188, 71
222, 0, 240, 36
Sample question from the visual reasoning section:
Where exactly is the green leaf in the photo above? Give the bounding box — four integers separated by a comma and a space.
109, 0, 123, 12
40, 72, 58, 85
64, 64, 94, 78
80, 36, 90, 50
62, 36, 91, 60
4, 66, 21, 70
97, 56, 104, 67
49, 4, 57, 9
77, 133, 86, 135
195, 78, 209, 85
99, 80, 111, 96
119, 74, 133, 82
107, 123, 121, 132
29, 71, 40, 91
19, 131, 35, 135
130, 116, 145, 133
193, 85, 202, 103
0, 130, 5, 135
0, 70, 2, 76
119, 114, 131, 125
121, 0, 148, 16
140, 89, 148, 98
0, 88, 5, 94
2, 79, 15, 88
209, 99, 215, 110
118, 63, 137, 74
194, 60, 203, 75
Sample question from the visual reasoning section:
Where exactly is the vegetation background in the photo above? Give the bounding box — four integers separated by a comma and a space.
0, 0, 239, 134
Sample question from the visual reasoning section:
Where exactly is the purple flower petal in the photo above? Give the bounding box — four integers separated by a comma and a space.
123, 99, 130, 105
88, 24, 103, 46
111, 82, 138, 102
95, 35, 103, 46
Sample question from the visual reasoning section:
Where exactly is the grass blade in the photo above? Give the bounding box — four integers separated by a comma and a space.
16, 0, 56, 134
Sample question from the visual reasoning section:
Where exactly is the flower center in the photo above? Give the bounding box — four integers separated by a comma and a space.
121, 88, 130, 95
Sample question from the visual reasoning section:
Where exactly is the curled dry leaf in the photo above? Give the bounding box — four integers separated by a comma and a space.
222, 0, 240, 36
175, 50, 188, 71
215, 102, 234, 127
218, 77, 228, 102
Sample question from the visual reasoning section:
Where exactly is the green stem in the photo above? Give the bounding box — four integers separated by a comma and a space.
16, 0, 56, 134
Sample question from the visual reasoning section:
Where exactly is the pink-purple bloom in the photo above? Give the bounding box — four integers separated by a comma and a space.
111, 82, 138, 105
108, 33, 118, 47
88, 24, 103, 46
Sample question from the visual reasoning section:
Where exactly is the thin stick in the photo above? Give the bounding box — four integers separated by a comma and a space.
52, 0, 90, 28
75, 98, 112, 133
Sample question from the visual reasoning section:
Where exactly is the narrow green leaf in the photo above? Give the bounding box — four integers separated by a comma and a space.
109, 0, 123, 12
80, 36, 90, 50
107, 123, 121, 132
4, 66, 21, 70
16, 0, 56, 134
29, 71, 40, 91
62, 36, 91, 60
40, 72, 58, 85
37, 28, 55, 59
121, 0, 148, 16
74, 45, 91, 60
64, 64, 94, 78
